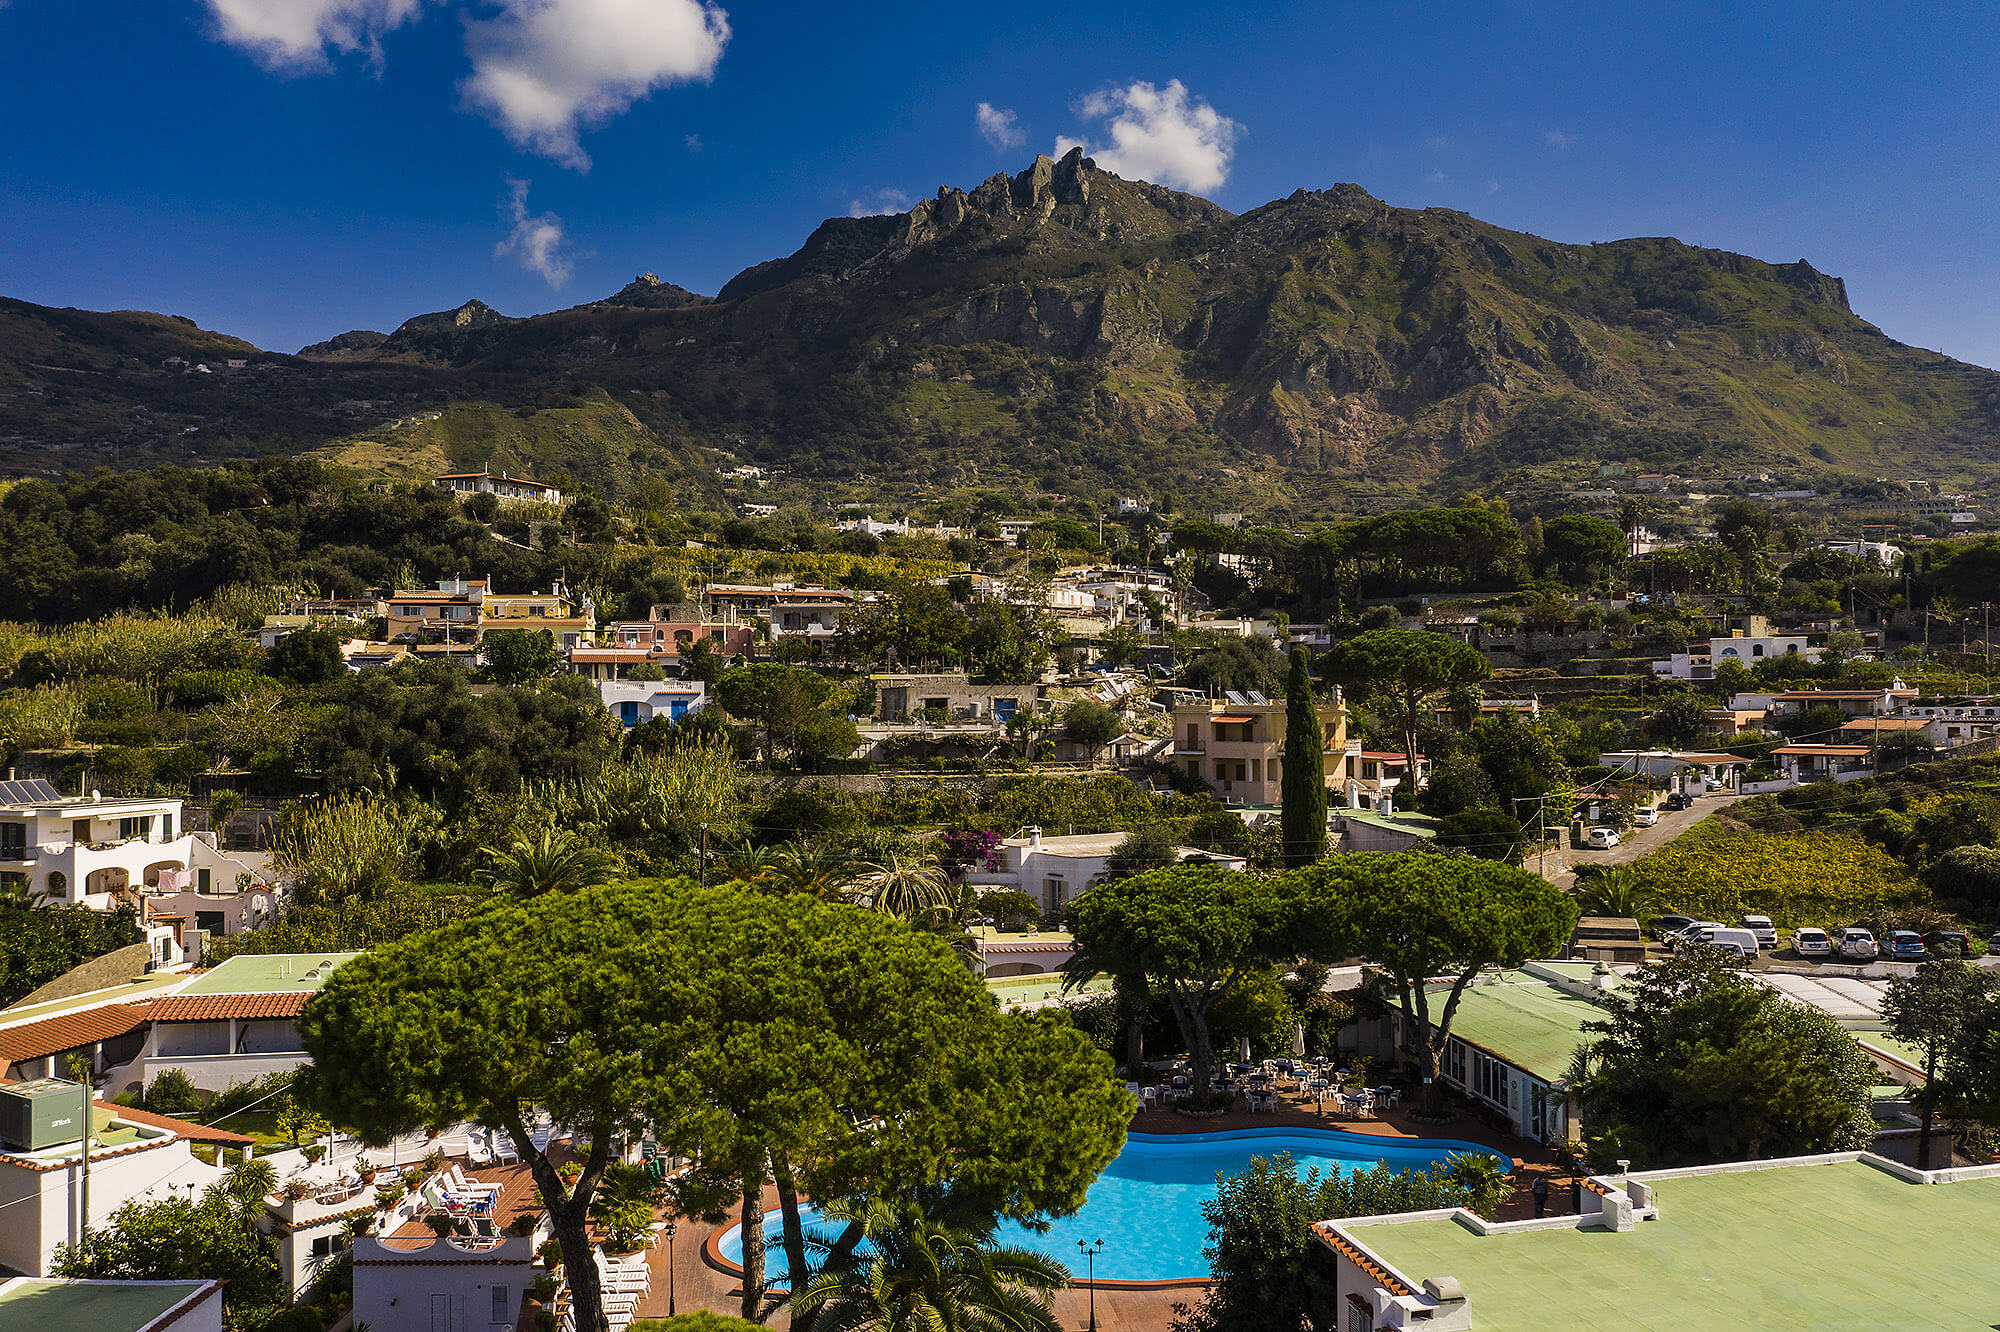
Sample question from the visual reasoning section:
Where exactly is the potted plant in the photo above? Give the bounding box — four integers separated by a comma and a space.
282, 1178, 312, 1201
401, 1167, 424, 1191
373, 1183, 406, 1212
354, 1155, 376, 1184
423, 1148, 447, 1174
425, 1212, 457, 1237
507, 1212, 539, 1237
532, 1273, 558, 1303
537, 1238, 564, 1272
302, 1143, 326, 1165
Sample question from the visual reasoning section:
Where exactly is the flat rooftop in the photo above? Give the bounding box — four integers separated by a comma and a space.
1349, 1160, 2000, 1331
0, 1278, 214, 1330
1425, 971, 1606, 1083
175, 953, 359, 996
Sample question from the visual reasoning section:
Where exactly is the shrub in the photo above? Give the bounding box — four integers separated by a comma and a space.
144, 1069, 201, 1115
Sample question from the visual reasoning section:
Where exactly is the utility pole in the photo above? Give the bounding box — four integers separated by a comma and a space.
698, 822, 709, 889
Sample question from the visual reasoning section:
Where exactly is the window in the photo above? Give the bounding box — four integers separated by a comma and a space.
1044, 877, 1067, 912
161, 814, 174, 841
1347, 1300, 1372, 1332
491, 1286, 511, 1325
1752, 644, 1765, 658
197, 868, 211, 892
118, 816, 153, 841
46, 871, 66, 899
0, 823, 24, 859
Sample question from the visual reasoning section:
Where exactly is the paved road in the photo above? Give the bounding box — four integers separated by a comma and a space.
1546, 791, 1746, 888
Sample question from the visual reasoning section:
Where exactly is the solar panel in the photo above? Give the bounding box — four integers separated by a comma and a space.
1247, 691, 1268, 705
0, 778, 62, 804
1225, 690, 1248, 705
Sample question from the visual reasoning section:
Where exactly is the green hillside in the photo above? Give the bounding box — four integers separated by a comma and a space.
2, 151, 1996, 508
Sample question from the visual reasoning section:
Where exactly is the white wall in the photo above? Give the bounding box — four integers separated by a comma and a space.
0, 1137, 211, 1276
352, 1237, 535, 1332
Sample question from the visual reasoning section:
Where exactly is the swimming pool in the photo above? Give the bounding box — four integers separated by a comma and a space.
714, 1126, 1509, 1284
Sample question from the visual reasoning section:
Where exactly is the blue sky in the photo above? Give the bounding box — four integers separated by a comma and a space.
4, 1, 1998, 362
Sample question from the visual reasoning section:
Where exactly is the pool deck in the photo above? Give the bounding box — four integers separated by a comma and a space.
670, 1095, 1564, 1331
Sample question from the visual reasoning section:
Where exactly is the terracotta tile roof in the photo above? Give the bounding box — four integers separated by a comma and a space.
149, 993, 309, 1022
0, 1002, 151, 1064
96, 1100, 255, 1146
1313, 1224, 1413, 1296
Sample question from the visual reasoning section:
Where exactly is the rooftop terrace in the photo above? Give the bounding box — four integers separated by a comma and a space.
1350, 1159, 2000, 1331
175, 953, 359, 996
0, 1279, 218, 1332
1426, 971, 1607, 1084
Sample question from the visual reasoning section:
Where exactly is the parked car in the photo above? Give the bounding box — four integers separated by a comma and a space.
1838, 927, 1879, 961
1632, 805, 1660, 828
1792, 927, 1833, 958
1707, 940, 1754, 965
1740, 915, 1778, 950
1884, 930, 1928, 962
1585, 826, 1622, 850
1926, 930, 1973, 958
1651, 914, 1698, 941
1665, 791, 1693, 811
1670, 922, 1727, 952
1705, 927, 1763, 956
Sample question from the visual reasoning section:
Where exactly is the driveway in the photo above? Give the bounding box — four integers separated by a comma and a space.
1547, 792, 1745, 888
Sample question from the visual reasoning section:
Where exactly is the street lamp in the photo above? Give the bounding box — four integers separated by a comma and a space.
698, 823, 709, 889
1076, 1238, 1104, 1331
664, 1219, 678, 1316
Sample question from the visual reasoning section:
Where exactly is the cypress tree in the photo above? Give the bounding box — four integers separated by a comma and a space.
1281, 648, 1328, 867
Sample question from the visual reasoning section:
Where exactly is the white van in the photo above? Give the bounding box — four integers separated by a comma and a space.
1705, 927, 1762, 956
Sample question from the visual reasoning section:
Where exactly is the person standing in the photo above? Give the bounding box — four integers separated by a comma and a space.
1531, 1174, 1550, 1218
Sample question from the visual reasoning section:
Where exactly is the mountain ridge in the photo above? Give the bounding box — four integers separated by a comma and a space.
1, 151, 1994, 508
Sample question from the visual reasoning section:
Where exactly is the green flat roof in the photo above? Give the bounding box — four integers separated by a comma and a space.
0, 1279, 211, 1331
0, 973, 188, 1025
1426, 973, 1603, 1083
1339, 810, 1440, 837
176, 953, 359, 996
1856, 1032, 1929, 1074
1350, 1160, 2000, 1331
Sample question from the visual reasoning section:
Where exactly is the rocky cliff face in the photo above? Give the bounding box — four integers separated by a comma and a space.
1, 155, 1993, 496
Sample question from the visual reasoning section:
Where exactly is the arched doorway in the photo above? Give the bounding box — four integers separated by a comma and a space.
144, 860, 186, 889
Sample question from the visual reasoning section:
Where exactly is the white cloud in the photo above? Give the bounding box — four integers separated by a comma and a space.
684, 132, 704, 152
202, 0, 425, 71
848, 188, 911, 218
1544, 129, 1576, 149
494, 178, 573, 287
1426, 168, 1448, 185
1056, 79, 1240, 193
462, 0, 730, 170
975, 102, 1024, 151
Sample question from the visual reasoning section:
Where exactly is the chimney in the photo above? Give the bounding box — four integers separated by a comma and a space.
1346, 780, 1361, 810
1379, 792, 1393, 816
1027, 826, 1043, 849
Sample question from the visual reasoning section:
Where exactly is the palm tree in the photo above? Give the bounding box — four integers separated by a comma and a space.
478, 827, 619, 899
761, 841, 855, 902
1573, 868, 1655, 920
222, 1159, 279, 1214
789, 1196, 1069, 1332
848, 851, 952, 921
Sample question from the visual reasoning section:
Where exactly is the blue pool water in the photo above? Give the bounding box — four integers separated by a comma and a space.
716, 1127, 1508, 1283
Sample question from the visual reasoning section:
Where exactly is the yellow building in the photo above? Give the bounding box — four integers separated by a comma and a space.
1169, 693, 1348, 805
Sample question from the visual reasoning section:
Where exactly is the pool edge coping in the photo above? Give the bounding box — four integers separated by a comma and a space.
702, 1126, 1516, 1290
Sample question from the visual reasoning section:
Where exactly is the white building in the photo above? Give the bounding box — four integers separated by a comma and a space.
0, 1083, 231, 1276
119, 953, 358, 1095
962, 829, 1247, 919
434, 472, 565, 505
0, 779, 270, 918
595, 679, 706, 729
352, 1234, 537, 1332
1652, 633, 1817, 681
